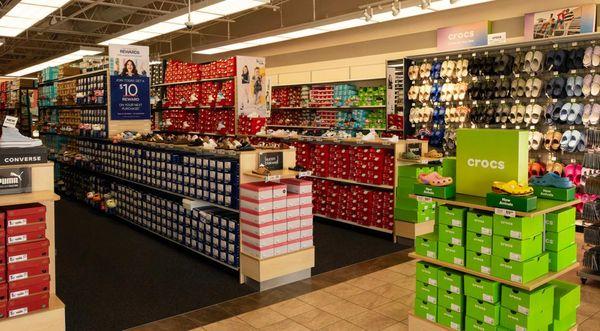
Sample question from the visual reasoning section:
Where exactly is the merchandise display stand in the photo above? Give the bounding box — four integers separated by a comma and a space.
0, 162, 64, 330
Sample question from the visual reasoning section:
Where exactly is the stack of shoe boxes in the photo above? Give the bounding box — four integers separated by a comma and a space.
1, 204, 50, 318
395, 164, 440, 223
415, 262, 439, 323
545, 208, 577, 272
193, 208, 239, 268
466, 211, 493, 275
549, 280, 580, 330
438, 206, 466, 267
438, 268, 464, 330
240, 179, 312, 259
499, 283, 554, 330
464, 274, 501, 330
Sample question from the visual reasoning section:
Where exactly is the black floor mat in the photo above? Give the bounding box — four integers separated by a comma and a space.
55, 199, 406, 330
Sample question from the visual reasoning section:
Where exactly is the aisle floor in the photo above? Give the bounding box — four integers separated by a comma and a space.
55, 199, 405, 331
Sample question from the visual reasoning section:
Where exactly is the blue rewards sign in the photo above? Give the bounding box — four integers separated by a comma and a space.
110, 75, 150, 120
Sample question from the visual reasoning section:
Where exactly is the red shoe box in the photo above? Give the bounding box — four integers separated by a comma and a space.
0, 265, 5, 283
8, 275, 50, 300
2, 203, 46, 228
7, 240, 49, 264
0, 300, 6, 319
6, 223, 46, 246
7, 258, 49, 282
0, 282, 7, 301
7, 291, 49, 318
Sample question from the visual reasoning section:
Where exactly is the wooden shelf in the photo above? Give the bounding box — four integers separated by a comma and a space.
408, 194, 580, 217
254, 134, 398, 148
241, 246, 315, 282
308, 175, 394, 190
151, 76, 234, 88
315, 214, 393, 234
0, 190, 60, 207
397, 157, 442, 164
394, 220, 435, 239
243, 169, 300, 181
0, 294, 65, 331
271, 105, 385, 110
409, 252, 579, 291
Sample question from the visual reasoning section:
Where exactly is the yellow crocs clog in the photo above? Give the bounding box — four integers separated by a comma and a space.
491, 180, 533, 196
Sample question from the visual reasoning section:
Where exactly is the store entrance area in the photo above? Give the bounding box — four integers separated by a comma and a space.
55, 199, 405, 330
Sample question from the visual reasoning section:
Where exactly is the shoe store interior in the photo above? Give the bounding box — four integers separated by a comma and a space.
0, 0, 600, 330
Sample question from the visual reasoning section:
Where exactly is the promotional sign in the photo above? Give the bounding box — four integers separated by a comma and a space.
456, 129, 529, 197
237, 56, 267, 117
386, 67, 396, 115
259, 152, 283, 170
437, 21, 491, 51
108, 45, 151, 121
524, 4, 596, 40
0, 168, 31, 195
487, 32, 507, 45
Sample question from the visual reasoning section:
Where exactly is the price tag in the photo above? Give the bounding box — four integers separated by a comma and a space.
514, 74, 520, 78
3, 115, 17, 128
516, 47, 521, 52
481, 227, 492, 236
483, 294, 494, 303
500, 75, 505, 79
265, 174, 282, 182
531, 46, 536, 50
500, 49, 505, 54
571, 70, 577, 74
450, 285, 460, 294
428, 278, 437, 286
552, 99, 558, 103
572, 42, 578, 46
509, 252, 521, 261
495, 208, 516, 217
518, 306, 529, 315
553, 71, 559, 76
515, 100, 520, 104
553, 44, 558, 49
511, 274, 523, 283
485, 101, 490, 105
298, 171, 312, 178
472, 101, 478, 105
591, 99, 595, 103
500, 100, 506, 104
484, 51, 489, 55
530, 99, 535, 103
484, 317, 496, 325
592, 69, 596, 73
571, 98, 576, 103
515, 125, 521, 130
459, 101, 463, 105
458, 54, 462, 58
453, 257, 464, 265
485, 76, 490, 80
433, 57, 438, 61
472, 53, 476, 57
481, 266, 491, 274
446, 56, 450, 60
416, 196, 433, 203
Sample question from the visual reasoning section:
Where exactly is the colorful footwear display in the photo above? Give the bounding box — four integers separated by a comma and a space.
491, 180, 534, 196
418, 172, 453, 186
529, 172, 574, 189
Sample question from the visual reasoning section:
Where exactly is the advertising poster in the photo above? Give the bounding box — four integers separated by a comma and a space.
108, 45, 151, 120
437, 21, 491, 51
524, 4, 596, 40
237, 56, 267, 117
386, 67, 395, 115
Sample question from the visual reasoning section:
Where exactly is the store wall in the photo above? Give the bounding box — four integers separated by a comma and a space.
182, 0, 600, 85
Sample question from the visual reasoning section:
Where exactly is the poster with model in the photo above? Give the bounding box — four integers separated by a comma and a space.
237, 56, 267, 117
108, 44, 151, 120
524, 4, 596, 40
386, 67, 395, 115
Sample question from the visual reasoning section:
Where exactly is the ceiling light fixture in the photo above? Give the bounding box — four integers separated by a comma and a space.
195, 0, 492, 55
0, 0, 70, 37
99, 0, 269, 46
7, 46, 104, 77
391, 0, 401, 16
421, 0, 432, 9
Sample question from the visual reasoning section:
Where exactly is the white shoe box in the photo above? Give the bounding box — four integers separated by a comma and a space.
273, 231, 288, 245
287, 217, 301, 230
287, 241, 301, 252
287, 228, 301, 241
273, 196, 287, 210
273, 242, 288, 256
286, 207, 300, 219
240, 197, 272, 213
280, 178, 312, 194
273, 208, 287, 222
243, 244, 274, 259
286, 193, 300, 207
300, 216, 313, 227
299, 193, 312, 206
300, 225, 313, 238
300, 238, 313, 248
240, 182, 273, 200
273, 219, 287, 232
241, 220, 274, 236
300, 205, 313, 216
242, 233, 274, 248
240, 209, 273, 224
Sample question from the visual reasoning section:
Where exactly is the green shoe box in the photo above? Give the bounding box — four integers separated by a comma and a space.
545, 208, 576, 232
438, 242, 465, 267
439, 289, 465, 313
467, 232, 492, 255
532, 185, 576, 201
394, 207, 417, 223
439, 205, 467, 227
549, 280, 581, 320
415, 233, 438, 259
499, 306, 553, 331
486, 192, 538, 212
438, 268, 463, 294
465, 316, 504, 331
464, 274, 500, 304
491, 253, 549, 284
416, 281, 438, 304
467, 211, 494, 236
549, 243, 577, 272
500, 283, 554, 316
416, 261, 440, 286
417, 201, 437, 222
438, 306, 463, 330
466, 296, 501, 326
439, 224, 465, 246
414, 298, 437, 322
493, 214, 544, 240
545, 226, 575, 252
549, 310, 576, 331
492, 234, 543, 262
413, 183, 456, 199
466, 251, 492, 275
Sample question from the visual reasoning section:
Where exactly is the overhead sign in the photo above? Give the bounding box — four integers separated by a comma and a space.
108, 44, 151, 121
524, 4, 596, 40
437, 21, 491, 51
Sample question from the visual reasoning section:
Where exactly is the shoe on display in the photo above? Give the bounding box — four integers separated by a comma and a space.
418, 172, 453, 186
491, 180, 533, 196
361, 129, 378, 141
252, 164, 271, 176
0, 127, 42, 148
529, 172, 574, 189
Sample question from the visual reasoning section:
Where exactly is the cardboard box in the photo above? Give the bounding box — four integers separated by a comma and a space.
545, 208, 576, 232
7, 257, 49, 282
499, 305, 553, 331
437, 305, 463, 330
466, 211, 493, 236
545, 226, 575, 252
549, 310, 576, 331
464, 275, 500, 303
466, 296, 501, 326
500, 283, 554, 316
414, 298, 437, 322
2, 203, 46, 227
438, 242, 465, 266
486, 192, 537, 212
439, 205, 467, 228
7, 239, 50, 263
438, 268, 463, 294
466, 250, 492, 275
7, 291, 50, 318
9, 274, 51, 300
416, 281, 438, 304
416, 261, 440, 286
467, 232, 492, 255
491, 253, 549, 284
532, 185, 576, 201
465, 316, 502, 331
438, 289, 465, 313
415, 233, 438, 259
413, 183, 456, 199
549, 280, 580, 320
493, 214, 543, 240
6, 222, 46, 245
439, 224, 465, 246
548, 243, 577, 272
492, 234, 543, 262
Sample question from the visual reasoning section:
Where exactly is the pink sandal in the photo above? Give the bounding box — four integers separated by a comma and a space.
418, 172, 453, 186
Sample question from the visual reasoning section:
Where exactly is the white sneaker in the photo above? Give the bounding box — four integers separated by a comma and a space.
361, 129, 378, 141
0, 127, 42, 148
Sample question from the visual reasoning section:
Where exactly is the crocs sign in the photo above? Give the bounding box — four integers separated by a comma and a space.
466, 158, 505, 170
437, 21, 491, 51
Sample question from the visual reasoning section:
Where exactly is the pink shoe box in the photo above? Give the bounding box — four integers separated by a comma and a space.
240, 182, 273, 200
273, 230, 288, 245
240, 219, 274, 236
287, 240, 301, 252
300, 237, 313, 248
286, 193, 300, 207
240, 208, 273, 224
300, 204, 313, 216
300, 225, 313, 238
273, 219, 287, 233
240, 196, 272, 213
273, 196, 287, 210
273, 242, 288, 256
243, 242, 274, 259
280, 178, 312, 194
287, 216, 301, 230
242, 231, 274, 248
299, 193, 312, 206
270, 183, 287, 199
273, 208, 287, 222
300, 216, 313, 227
286, 207, 300, 219
287, 228, 301, 241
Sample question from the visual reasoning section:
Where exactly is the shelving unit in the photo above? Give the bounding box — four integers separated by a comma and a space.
315, 214, 393, 234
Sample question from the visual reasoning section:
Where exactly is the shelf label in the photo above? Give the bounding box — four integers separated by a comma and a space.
9, 307, 28, 318
518, 305, 529, 315
509, 252, 521, 261
484, 316, 496, 325
450, 285, 460, 294
9, 272, 27, 282
298, 171, 312, 178
8, 235, 26, 244
265, 174, 282, 182
10, 289, 29, 299
416, 196, 433, 203
3, 115, 17, 128
511, 274, 523, 283
481, 266, 491, 274
8, 219, 26, 227
495, 208, 516, 218
481, 247, 491, 255
453, 257, 463, 265
8, 254, 27, 263
482, 294, 494, 303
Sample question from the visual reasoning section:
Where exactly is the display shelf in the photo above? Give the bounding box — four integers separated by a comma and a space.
243, 169, 300, 181
0, 190, 60, 207
408, 311, 452, 331
408, 194, 580, 217
315, 213, 393, 234
240, 246, 315, 284
397, 157, 442, 164
271, 105, 386, 110
151, 130, 236, 137
253, 134, 398, 149
151, 76, 234, 88
307, 175, 394, 190
266, 124, 331, 129
409, 252, 578, 291
153, 105, 234, 111
0, 294, 65, 331
39, 104, 107, 110
394, 220, 435, 240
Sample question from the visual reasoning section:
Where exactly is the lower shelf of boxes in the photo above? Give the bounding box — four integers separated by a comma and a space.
0, 293, 64, 328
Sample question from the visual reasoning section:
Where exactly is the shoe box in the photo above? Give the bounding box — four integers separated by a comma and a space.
240, 180, 313, 259
238, 115, 267, 135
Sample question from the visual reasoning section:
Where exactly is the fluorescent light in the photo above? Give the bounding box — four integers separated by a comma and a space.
7, 47, 103, 77
430, 0, 492, 10
98, 0, 268, 46
196, 47, 229, 55
0, 27, 23, 37
220, 42, 256, 51
0, 0, 70, 37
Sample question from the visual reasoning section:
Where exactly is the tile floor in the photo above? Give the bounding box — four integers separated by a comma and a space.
130, 233, 600, 331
